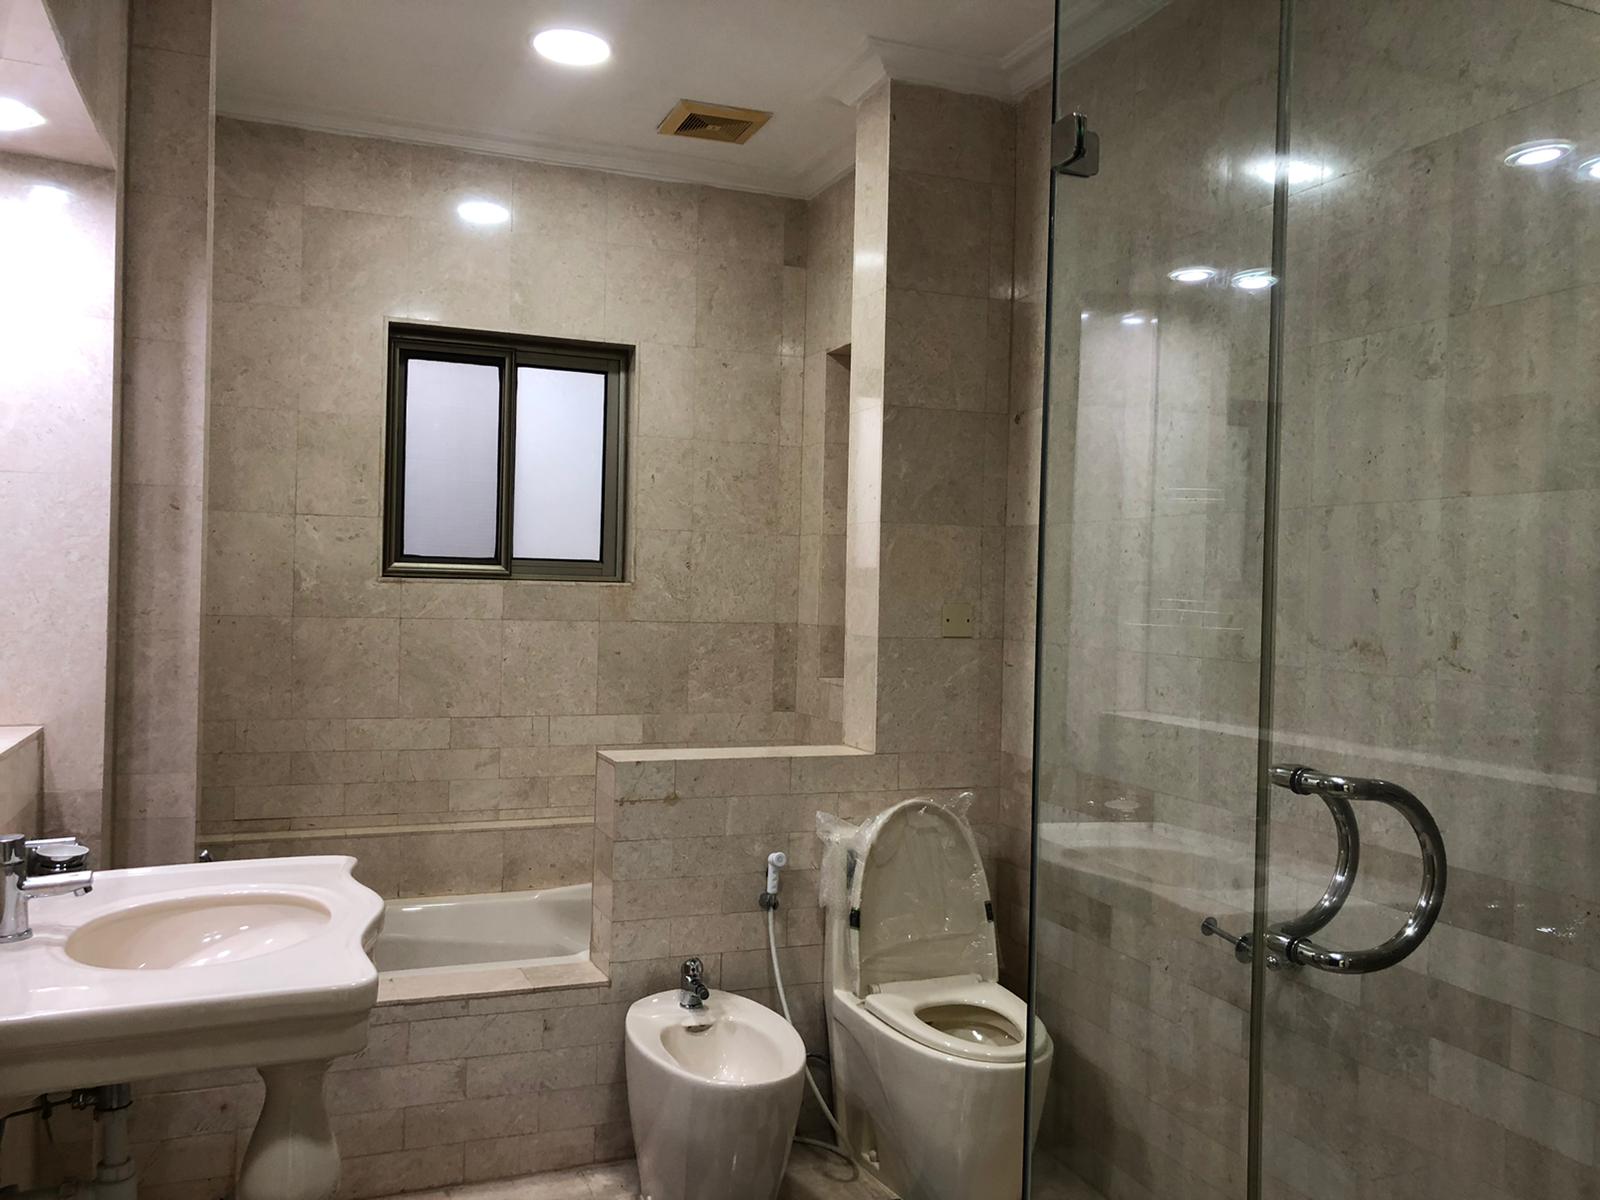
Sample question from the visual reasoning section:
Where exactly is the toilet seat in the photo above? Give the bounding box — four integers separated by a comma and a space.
861, 974, 1034, 1064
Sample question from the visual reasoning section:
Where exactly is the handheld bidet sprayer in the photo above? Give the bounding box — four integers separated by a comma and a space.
760, 850, 787, 909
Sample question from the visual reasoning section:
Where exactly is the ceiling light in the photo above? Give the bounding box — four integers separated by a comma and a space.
1504, 140, 1572, 168
0, 98, 46, 132
1168, 266, 1218, 284
456, 199, 510, 226
27, 183, 69, 207
1248, 157, 1326, 187
1120, 312, 1148, 326
1577, 155, 1600, 180
531, 28, 611, 66
1231, 269, 1276, 292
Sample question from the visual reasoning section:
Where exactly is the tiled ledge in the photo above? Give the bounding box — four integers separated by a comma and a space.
598, 743, 872, 763
203, 814, 592, 845
377, 957, 608, 1006
0, 725, 42, 762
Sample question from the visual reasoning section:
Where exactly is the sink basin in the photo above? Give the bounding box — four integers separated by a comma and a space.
1, 855, 385, 1200
66, 892, 333, 969
626, 990, 805, 1200
0, 856, 384, 1098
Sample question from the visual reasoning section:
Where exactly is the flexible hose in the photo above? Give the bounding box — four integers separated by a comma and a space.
766, 906, 852, 1161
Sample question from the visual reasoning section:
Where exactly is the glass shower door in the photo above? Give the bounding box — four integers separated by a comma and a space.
1028, 1, 1280, 1196
1031, 1, 1600, 1198
1259, 2, 1600, 1197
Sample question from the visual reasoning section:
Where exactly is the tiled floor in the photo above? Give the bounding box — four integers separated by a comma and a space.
388, 1145, 894, 1200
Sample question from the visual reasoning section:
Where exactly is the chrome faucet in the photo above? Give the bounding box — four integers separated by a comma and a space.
1, 834, 94, 943
679, 957, 710, 1009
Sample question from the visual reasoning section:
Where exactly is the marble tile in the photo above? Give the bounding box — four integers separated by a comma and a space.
400, 620, 502, 718
595, 622, 691, 715
603, 245, 696, 346
213, 194, 302, 306
501, 622, 599, 717
292, 617, 400, 718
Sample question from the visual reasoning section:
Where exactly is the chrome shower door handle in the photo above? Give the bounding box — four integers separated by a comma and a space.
1201, 775, 1360, 967
1265, 765, 1447, 974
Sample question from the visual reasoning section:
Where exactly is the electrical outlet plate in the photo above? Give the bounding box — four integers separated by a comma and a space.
941, 601, 975, 638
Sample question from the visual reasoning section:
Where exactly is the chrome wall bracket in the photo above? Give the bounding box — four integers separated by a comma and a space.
1203, 765, 1446, 975
1052, 113, 1100, 177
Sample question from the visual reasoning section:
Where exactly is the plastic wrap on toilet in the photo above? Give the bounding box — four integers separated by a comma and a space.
816, 792, 997, 994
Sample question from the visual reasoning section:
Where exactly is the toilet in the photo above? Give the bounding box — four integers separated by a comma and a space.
822, 798, 1052, 1200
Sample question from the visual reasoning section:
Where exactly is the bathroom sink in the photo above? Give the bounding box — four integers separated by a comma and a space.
0, 856, 384, 1097
65, 892, 333, 969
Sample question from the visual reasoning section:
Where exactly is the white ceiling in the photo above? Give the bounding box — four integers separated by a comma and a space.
0, 0, 112, 168
215, 0, 1057, 198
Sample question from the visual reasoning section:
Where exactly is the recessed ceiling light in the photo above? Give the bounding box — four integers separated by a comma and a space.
456, 199, 510, 226
1120, 312, 1148, 326
1504, 140, 1573, 168
0, 97, 46, 132
531, 28, 611, 67
1577, 155, 1600, 180
1231, 269, 1276, 292
1168, 266, 1218, 284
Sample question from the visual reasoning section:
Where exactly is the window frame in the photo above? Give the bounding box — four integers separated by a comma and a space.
383, 322, 631, 583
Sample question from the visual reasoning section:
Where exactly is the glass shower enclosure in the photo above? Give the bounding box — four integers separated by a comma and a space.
1026, 1, 1600, 1198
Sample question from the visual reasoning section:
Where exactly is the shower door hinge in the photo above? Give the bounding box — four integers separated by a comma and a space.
1052, 112, 1100, 177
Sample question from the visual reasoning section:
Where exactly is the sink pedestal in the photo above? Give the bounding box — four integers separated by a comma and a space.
237, 1060, 340, 1200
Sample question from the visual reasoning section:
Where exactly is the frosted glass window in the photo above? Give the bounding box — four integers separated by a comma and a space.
514, 367, 605, 561
385, 324, 627, 582
400, 358, 502, 558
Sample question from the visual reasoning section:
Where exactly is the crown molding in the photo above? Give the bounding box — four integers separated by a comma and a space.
825, 30, 1055, 109
216, 95, 820, 198
1001, 27, 1055, 98
1058, 0, 1167, 66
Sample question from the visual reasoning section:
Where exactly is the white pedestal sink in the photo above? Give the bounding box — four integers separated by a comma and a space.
0, 856, 384, 1200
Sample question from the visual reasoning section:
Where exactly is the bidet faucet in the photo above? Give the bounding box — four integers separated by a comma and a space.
1, 833, 94, 943
679, 957, 710, 1009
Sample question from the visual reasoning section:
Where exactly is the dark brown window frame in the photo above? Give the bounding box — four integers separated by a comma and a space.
383, 322, 631, 582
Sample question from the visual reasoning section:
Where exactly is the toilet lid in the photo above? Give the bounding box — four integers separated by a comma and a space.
845, 798, 998, 997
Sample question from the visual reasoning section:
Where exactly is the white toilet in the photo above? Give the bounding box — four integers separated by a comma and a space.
822, 797, 1052, 1200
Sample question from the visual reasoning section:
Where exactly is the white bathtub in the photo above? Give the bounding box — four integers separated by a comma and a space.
371, 883, 591, 975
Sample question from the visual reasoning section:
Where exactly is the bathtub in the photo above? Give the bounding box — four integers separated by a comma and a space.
371, 882, 591, 975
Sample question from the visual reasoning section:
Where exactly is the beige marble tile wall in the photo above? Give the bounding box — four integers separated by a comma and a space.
113, 0, 214, 867
201, 120, 810, 854
996, 84, 1051, 978
842, 81, 1014, 754
796, 173, 853, 742
0, 153, 118, 846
